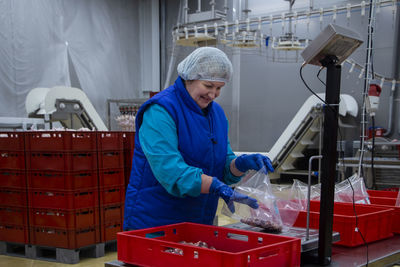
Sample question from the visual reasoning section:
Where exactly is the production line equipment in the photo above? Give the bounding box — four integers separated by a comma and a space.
25, 86, 107, 131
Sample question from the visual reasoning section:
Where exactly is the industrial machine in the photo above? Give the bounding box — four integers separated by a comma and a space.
24, 86, 107, 131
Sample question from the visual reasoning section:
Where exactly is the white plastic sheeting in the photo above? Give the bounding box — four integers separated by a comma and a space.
0, 0, 159, 122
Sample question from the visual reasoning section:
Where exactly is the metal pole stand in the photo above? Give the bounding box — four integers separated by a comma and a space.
318, 55, 341, 265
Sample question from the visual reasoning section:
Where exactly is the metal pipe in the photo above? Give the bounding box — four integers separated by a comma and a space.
394, 8, 400, 135
358, 0, 376, 176
318, 61, 341, 265
160, 0, 166, 91
307, 155, 323, 241
197, 0, 201, 13
383, 92, 394, 136
224, 0, 229, 15
210, 0, 215, 16
184, 0, 188, 24
318, 115, 323, 183
385, 3, 400, 136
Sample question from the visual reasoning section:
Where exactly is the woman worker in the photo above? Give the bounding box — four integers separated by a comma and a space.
123, 47, 274, 230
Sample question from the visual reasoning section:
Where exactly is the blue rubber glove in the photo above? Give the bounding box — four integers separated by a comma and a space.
235, 154, 274, 173
209, 177, 258, 213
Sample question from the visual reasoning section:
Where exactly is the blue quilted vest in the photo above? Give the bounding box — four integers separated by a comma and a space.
123, 77, 228, 230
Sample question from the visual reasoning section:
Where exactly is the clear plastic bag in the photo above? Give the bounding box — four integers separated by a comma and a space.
222, 168, 301, 233
334, 174, 370, 204
289, 179, 321, 210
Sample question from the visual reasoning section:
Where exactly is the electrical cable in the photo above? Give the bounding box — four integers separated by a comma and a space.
317, 67, 326, 86
300, 64, 331, 108
308, 64, 369, 266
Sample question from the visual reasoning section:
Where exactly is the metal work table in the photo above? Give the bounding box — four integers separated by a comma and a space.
224, 222, 340, 253
105, 234, 400, 267
303, 235, 400, 267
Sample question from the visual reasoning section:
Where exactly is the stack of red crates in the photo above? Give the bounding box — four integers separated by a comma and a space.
97, 132, 125, 242
0, 132, 28, 244
0, 131, 131, 248
25, 132, 100, 249
122, 132, 135, 189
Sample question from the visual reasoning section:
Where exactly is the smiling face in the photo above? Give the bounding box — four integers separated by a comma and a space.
185, 80, 225, 109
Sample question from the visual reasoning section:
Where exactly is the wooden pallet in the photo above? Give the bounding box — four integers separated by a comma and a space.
0, 240, 117, 264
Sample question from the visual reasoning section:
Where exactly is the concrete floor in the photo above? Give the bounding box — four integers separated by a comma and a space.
0, 200, 237, 267
0, 251, 117, 267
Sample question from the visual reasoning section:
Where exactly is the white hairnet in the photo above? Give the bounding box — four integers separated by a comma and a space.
177, 47, 233, 83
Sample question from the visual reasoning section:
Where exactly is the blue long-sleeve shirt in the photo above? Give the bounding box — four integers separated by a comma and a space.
139, 104, 241, 198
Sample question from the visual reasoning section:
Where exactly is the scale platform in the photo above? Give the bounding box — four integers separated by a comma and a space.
224, 222, 340, 252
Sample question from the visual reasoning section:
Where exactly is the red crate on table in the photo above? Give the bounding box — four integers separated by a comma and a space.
367, 190, 398, 199
122, 132, 135, 150
367, 197, 400, 234
293, 201, 393, 247
25, 131, 97, 152
124, 169, 131, 187
97, 132, 123, 151
0, 224, 28, 243
0, 206, 28, 225
98, 150, 123, 169
99, 168, 124, 187
28, 188, 98, 209
101, 202, 124, 223
29, 207, 99, 229
30, 225, 100, 249
118, 222, 301, 267
101, 221, 122, 242
0, 132, 25, 151
100, 186, 125, 205
27, 151, 97, 171
0, 169, 26, 189
0, 151, 25, 169
28, 170, 98, 190
0, 188, 27, 207
123, 149, 134, 168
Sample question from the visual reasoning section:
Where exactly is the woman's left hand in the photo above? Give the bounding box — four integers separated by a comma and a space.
235, 154, 274, 173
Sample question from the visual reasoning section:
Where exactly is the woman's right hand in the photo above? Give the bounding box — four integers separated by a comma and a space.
209, 177, 258, 213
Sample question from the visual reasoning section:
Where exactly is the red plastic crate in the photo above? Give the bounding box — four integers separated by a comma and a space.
30, 226, 100, 249
25, 131, 97, 152
123, 149, 134, 168
99, 168, 124, 187
100, 186, 125, 205
122, 132, 135, 151
367, 197, 400, 234
0, 169, 27, 189
97, 132, 123, 151
0, 206, 28, 225
0, 224, 28, 243
27, 151, 97, 171
101, 202, 124, 223
0, 132, 25, 151
30, 207, 99, 229
118, 222, 301, 267
28, 170, 98, 190
28, 188, 98, 209
367, 190, 398, 199
101, 221, 122, 242
124, 169, 131, 187
98, 150, 124, 169
0, 188, 27, 207
0, 151, 25, 169
293, 201, 393, 247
